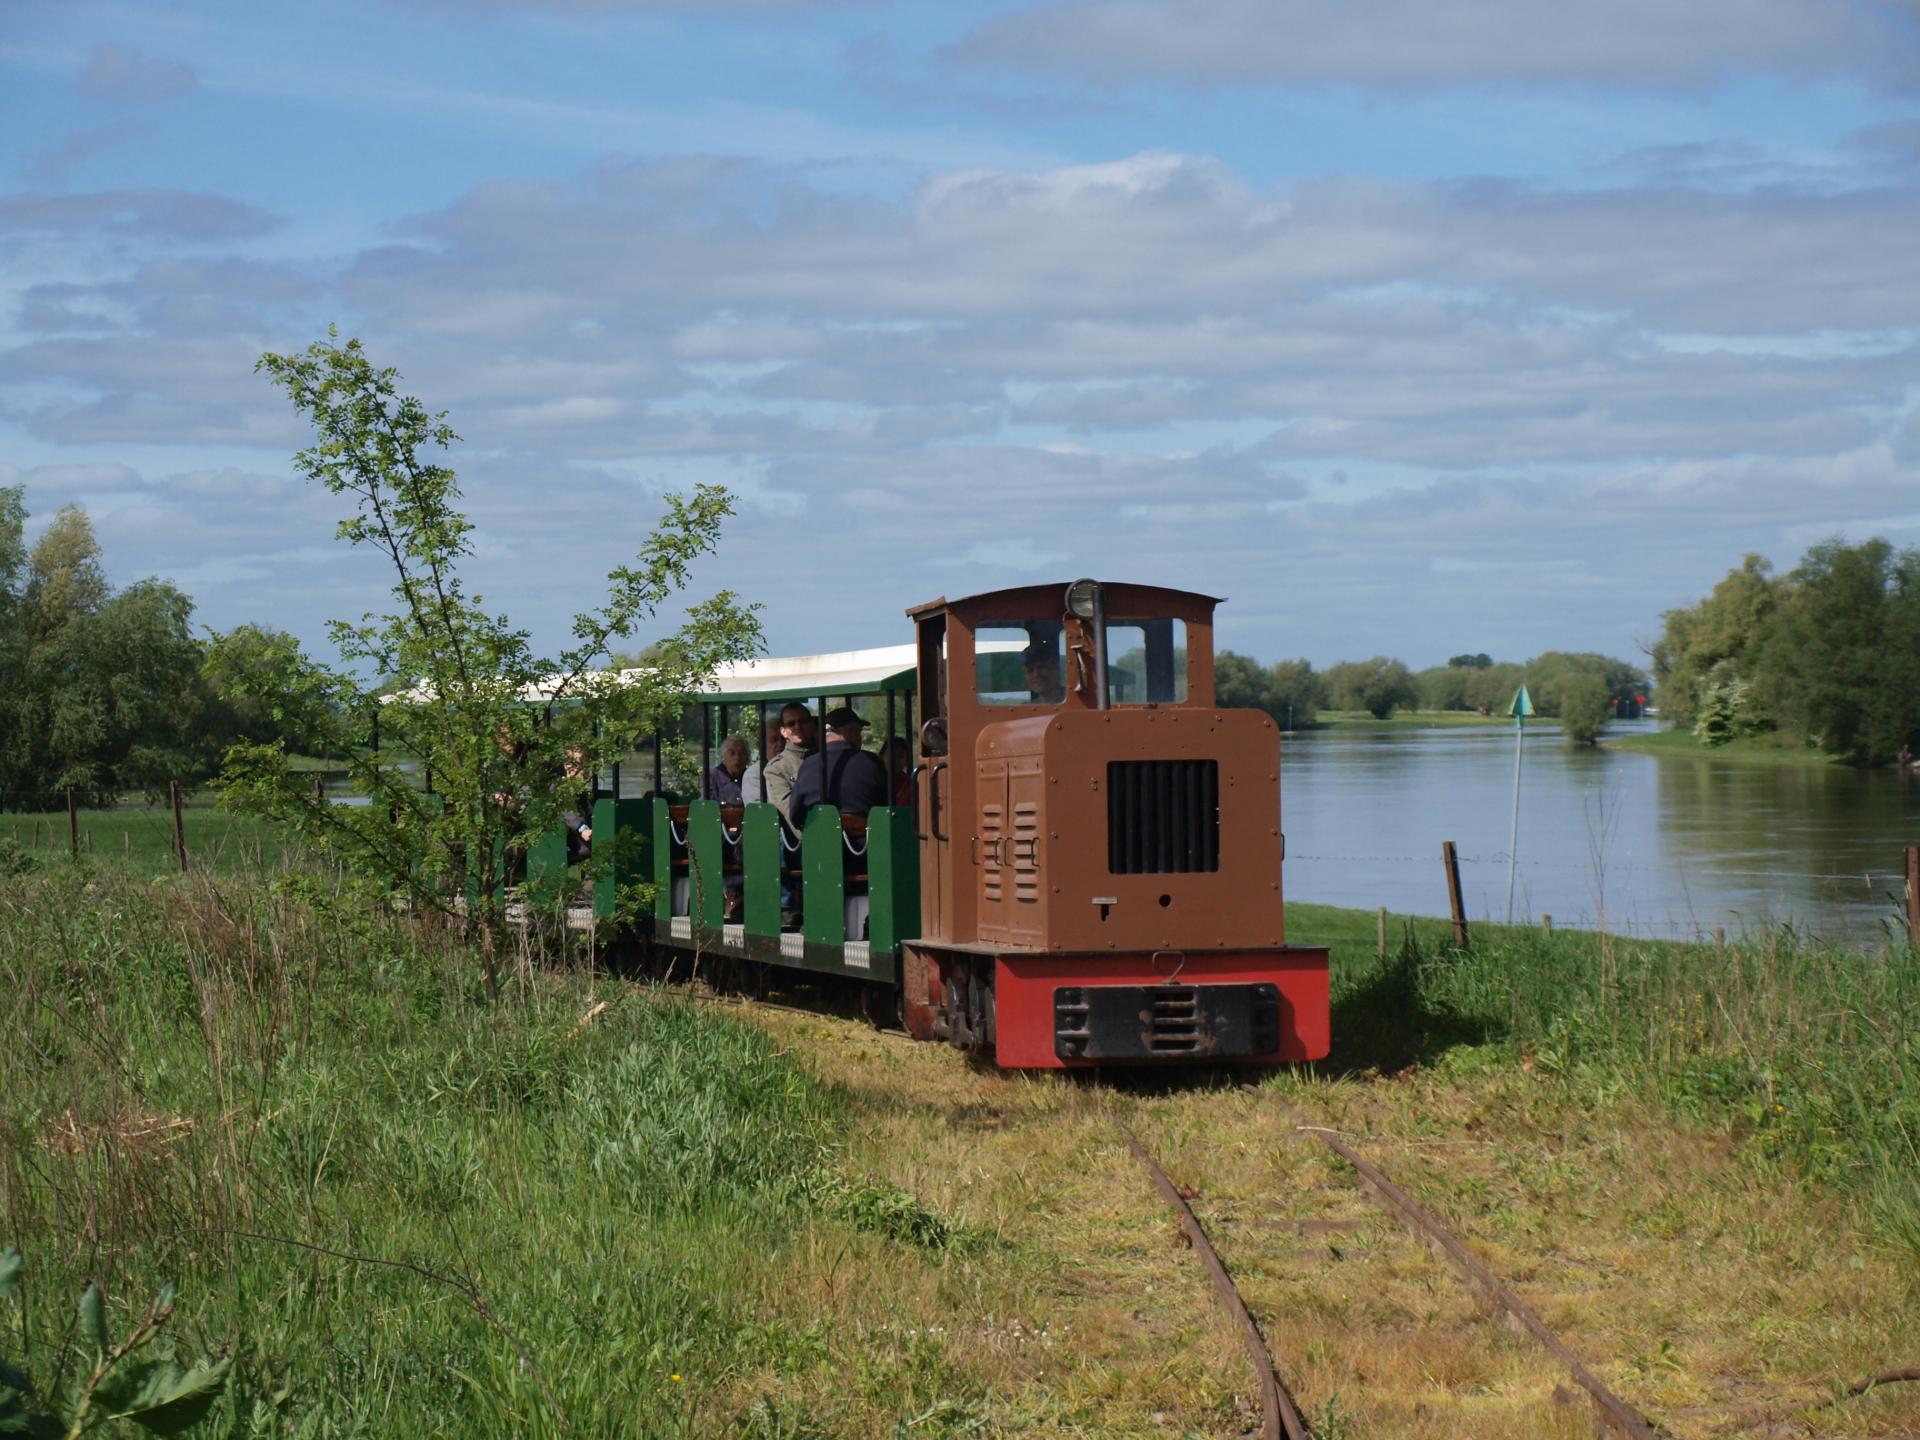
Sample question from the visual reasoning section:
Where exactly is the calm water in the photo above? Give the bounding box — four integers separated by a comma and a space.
1280, 720, 1920, 943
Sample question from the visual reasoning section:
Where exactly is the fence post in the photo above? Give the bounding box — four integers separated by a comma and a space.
1542, 914, 1552, 937
1442, 840, 1469, 948
1906, 844, 1919, 944
313, 775, 325, 806
170, 780, 187, 872
1377, 905, 1387, 961
66, 787, 78, 861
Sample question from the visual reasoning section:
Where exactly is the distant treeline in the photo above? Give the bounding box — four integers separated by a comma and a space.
1217, 651, 1646, 744
1652, 537, 1919, 767
0, 489, 305, 806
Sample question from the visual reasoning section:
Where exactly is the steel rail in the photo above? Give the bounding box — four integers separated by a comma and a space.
1118, 1124, 1311, 1440
1305, 1127, 1668, 1440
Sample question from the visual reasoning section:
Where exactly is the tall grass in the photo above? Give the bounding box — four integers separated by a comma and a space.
1331, 919, 1920, 1257
0, 863, 843, 1435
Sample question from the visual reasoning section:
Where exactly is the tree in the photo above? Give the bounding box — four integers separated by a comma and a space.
1216, 653, 1321, 726
1447, 652, 1492, 670
1650, 554, 1776, 729
1268, 659, 1322, 728
0, 495, 215, 805
1215, 651, 1276, 713
1752, 537, 1920, 765
1323, 657, 1417, 719
1416, 663, 1472, 711
215, 332, 760, 969
1556, 672, 1613, 746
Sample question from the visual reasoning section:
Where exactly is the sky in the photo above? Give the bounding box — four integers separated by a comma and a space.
4, 0, 1920, 671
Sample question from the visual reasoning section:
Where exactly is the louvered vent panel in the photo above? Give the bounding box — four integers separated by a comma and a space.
1012, 801, 1040, 903
981, 801, 1004, 902
1106, 760, 1220, 874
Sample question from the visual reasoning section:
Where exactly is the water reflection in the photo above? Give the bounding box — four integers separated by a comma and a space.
1280, 721, 1919, 941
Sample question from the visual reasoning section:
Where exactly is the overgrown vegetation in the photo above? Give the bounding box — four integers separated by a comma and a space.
1652, 537, 1920, 765
0, 864, 857, 1436
212, 333, 761, 951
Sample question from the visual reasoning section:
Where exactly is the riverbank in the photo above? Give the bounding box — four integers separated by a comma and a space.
1601, 727, 1844, 768
1312, 707, 1546, 730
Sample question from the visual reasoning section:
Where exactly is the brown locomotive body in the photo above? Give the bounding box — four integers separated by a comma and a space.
899, 581, 1330, 1067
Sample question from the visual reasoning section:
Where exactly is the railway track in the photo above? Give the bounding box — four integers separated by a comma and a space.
1121, 1119, 1670, 1440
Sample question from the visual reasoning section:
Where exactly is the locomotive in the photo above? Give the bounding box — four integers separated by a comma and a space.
565, 579, 1328, 1068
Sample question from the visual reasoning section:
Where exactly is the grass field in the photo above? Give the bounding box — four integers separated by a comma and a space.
1602, 727, 1845, 768
4, 861, 1916, 1435
2, 800, 309, 875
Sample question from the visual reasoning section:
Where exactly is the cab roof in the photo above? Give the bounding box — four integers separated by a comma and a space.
906, 580, 1222, 620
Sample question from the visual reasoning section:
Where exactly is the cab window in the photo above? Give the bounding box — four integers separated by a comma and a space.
976, 622, 1064, 706
1106, 619, 1188, 704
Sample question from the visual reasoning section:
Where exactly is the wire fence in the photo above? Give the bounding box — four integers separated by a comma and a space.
0, 784, 312, 875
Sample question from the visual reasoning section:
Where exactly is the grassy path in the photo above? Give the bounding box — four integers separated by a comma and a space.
755, 1001, 1920, 1438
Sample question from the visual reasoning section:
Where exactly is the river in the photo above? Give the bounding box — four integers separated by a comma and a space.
1279, 719, 1920, 943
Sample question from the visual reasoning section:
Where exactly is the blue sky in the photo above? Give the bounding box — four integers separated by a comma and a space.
5, 0, 1920, 670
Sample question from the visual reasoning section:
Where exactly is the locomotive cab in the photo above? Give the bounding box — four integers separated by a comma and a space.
902, 581, 1329, 1066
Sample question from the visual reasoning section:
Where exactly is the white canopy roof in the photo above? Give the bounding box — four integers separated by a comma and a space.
694, 643, 918, 701
383, 638, 1027, 706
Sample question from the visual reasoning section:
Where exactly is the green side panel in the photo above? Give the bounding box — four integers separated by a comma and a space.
742, 803, 783, 938
592, 797, 653, 920
866, 806, 920, 955
801, 805, 845, 947
653, 796, 681, 923
686, 799, 729, 930
527, 824, 567, 894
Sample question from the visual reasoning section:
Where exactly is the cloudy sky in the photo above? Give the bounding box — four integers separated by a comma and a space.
5, 1, 1920, 669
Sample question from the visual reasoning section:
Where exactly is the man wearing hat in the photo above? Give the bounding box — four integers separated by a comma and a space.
785, 706, 890, 825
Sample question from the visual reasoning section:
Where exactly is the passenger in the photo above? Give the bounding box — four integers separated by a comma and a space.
882, 736, 913, 807
558, 747, 593, 866
742, 716, 784, 803
761, 703, 816, 820
704, 735, 749, 804
786, 707, 889, 825
1024, 644, 1065, 704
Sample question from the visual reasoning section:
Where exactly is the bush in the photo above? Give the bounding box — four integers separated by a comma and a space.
1324, 657, 1417, 718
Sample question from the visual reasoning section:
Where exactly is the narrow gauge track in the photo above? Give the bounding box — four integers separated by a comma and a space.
1121, 1121, 1670, 1440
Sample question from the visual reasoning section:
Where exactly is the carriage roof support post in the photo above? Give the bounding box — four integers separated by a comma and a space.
757, 701, 768, 798
701, 702, 712, 800
652, 732, 663, 796
885, 690, 896, 792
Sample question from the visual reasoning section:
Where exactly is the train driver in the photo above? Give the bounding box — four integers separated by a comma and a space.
1023, 644, 1065, 704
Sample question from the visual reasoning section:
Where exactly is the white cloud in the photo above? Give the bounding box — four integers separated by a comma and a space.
5, 145, 1918, 661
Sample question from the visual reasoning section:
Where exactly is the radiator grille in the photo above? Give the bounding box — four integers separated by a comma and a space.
1106, 760, 1220, 874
